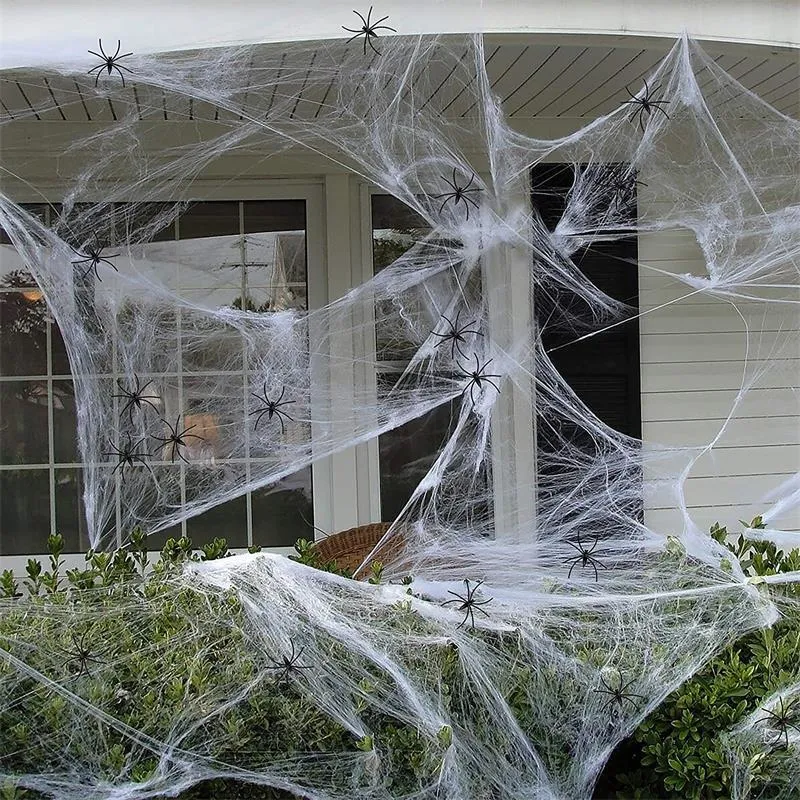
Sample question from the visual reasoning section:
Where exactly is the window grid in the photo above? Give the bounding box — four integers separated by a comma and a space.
1, 199, 312, 554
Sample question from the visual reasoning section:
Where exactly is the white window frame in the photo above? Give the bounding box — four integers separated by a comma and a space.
340, 173, 538, 539
0, 179, 331, 569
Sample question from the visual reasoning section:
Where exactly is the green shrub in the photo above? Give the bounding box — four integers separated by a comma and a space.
1, 520, 797, 800
598, 518, 800, 799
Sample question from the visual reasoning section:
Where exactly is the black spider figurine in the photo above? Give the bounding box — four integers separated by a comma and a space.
342, 7, 396, 56
249, 384, 296, 434
112, 375, 160, 420
603, 168, 647, 212
441, 579, 493, 630
266, 640, 313, 687
623, 79, 670, 133
594, 673, 645, 714
434, 169, 481, 221
457, 353, 501, 406
564, 534, 608, 581
87, 39, 133, 87
69, 235, 120, 282
102, 433, 152, 476
760, 697, 800, 750
431, 311, 483, 359
151, 416, 204, 464
61, 630, 107, 678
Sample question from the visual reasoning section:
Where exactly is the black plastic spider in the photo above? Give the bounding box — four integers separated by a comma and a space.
87, 39, 134, 87
61, 630, 107, 678
69, 235, 120, 282
441, 579, 493, 630
266, 640, 313, 687
151, 416, 204, 464
102, 433, 152, 476
431, 311, 483, 359
250, 384, 296, 434
760, 697, 800, 750
112, 375, 160, 420
564, 534, 608, 581
434, 169, 481, 220
594, 674, 645, 714
342, 7, 396, 56
457, 353, 501, 406
623, 79, 670, 133
603, 169, 647, 212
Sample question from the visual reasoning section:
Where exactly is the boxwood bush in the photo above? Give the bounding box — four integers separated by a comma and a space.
0, 520, 797, 800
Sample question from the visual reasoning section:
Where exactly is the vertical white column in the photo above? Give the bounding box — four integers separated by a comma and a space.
482, 174, 537, 541
313, 173, 360, 535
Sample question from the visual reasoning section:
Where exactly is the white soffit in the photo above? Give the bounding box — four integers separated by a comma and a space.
0, 38, 797, 126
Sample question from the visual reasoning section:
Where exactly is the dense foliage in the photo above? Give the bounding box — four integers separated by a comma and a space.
1, 520, 797, 800
599, 519, 800, 799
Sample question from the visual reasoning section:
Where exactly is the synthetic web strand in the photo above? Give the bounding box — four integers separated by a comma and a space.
0, 31, 799, 800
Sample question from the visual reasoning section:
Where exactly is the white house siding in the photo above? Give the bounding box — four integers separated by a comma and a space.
637, 211, 800, 535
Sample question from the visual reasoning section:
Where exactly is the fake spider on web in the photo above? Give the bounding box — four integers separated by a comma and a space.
456, 353, 501, 406
441, 579, 493, 630
60, 629, 108, 678
151, 416, 204, 464
112, 375, 160, 420
87, 39, 134, 87
601, 167, 647, 214
623, 79, 670, 133
249, 384, 296, 434
435, 169, 481, 221
342, 7, 396, 56
431, 310, 483, 359
69, 235, 120, 282
759, 697, 800, 750
563, 534, 608, 581
102, 433, 152, 477
266, 640, 313, 687
594, 673, 645, 714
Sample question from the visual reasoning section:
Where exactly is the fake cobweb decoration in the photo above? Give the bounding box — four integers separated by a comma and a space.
1, 29, 799, 800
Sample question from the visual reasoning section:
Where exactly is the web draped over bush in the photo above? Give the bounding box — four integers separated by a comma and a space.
0, 32, 799, 800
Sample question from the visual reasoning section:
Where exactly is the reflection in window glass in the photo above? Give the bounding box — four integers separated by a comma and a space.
0, 380, 50, 464
54, 468, 89, 552
0, 469, 51, 555
251, 468, 314, 548
371, 195, 487, 521
186, 494, 248, 549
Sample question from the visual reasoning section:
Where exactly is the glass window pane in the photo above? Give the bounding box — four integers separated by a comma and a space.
242, 201, 307, 313
377, 374, 460, 522
243, 200, 305, 234
0, 380, 50, 464
251, 468, 313, 548
186, 494, 248, 549
0, 469, 50, 555
54, 468, 89, 553
53, 380, 78, 463
0, 288, 49, 376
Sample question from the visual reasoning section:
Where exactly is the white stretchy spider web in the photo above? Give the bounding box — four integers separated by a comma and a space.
0, 32, 799, 800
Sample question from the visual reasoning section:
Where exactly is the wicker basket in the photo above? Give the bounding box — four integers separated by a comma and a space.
311, 522, 405, 577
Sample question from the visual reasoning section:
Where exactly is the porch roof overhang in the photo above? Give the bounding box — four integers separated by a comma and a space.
1, 35, 797, 131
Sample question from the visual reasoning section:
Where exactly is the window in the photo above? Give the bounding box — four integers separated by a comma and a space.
531, 164, 642, 522
370, 193, 490, 523
0, 196, 318, 555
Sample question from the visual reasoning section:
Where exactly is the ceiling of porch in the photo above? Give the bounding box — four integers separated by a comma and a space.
0, 38, 797, 127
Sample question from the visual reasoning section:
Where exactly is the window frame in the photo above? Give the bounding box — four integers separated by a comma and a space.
0, 180, 328, 564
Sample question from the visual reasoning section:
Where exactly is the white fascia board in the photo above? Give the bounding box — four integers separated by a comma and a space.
1, 0, 798, 69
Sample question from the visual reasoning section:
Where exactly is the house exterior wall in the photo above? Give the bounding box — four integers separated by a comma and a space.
636, 203, 800, 535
